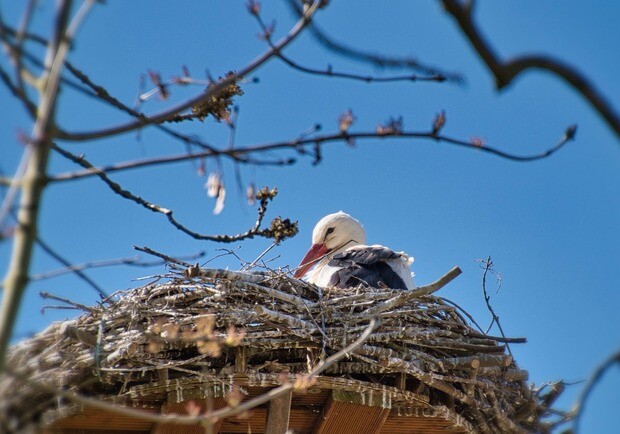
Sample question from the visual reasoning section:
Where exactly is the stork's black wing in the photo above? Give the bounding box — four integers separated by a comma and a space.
327, 246, 408, 290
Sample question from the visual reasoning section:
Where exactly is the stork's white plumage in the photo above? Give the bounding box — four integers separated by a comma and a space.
294, 212, 415, 290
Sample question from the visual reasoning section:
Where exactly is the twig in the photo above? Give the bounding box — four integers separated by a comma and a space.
441, 0, 620, 139
439, 296, 485, 334
34, 236, 108, 298
11, 0, 38, 102
133, 246, 193, 268
211, 247, 248, 268
364, 266, 462, 316
27, 251, 205, 282
478, 256, 511, 357
39, 292, 94, 313
284, 0, 462, 82
244, 242, 278, 270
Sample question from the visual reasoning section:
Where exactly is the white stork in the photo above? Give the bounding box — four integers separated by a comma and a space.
293, 212, 415, 290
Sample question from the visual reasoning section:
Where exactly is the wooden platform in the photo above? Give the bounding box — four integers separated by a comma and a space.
43, 374, 473, 434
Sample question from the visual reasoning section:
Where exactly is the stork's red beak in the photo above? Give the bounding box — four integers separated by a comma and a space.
294, 243, 329, 278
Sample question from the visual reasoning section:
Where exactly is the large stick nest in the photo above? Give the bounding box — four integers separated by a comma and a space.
0, 267, 562, 433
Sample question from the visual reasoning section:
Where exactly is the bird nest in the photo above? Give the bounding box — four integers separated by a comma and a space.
0, 266, 562, 433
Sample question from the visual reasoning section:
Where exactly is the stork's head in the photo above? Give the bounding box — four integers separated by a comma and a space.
294, 211, 366, 278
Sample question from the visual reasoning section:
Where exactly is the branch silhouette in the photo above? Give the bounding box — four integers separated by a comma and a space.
441, 0, 620, 139
284, 0, 463, 82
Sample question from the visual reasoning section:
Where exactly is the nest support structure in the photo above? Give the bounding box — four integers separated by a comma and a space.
0, 267, 563, 433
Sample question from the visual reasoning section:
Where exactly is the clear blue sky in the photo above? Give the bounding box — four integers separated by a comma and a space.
1, 1, 619, 432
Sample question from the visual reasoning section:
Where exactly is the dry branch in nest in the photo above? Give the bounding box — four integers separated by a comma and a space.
0, 267, 563, 433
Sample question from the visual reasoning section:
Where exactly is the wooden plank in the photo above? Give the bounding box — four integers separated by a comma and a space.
264, 389, 293, 434
395, 373, 406, 390
313, 390, 390, 434
217, 405, 320, 434
381, 405, 470, 434
235, 347, 247, 373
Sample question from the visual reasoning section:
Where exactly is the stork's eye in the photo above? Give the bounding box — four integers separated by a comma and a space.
326, 227, 335, 236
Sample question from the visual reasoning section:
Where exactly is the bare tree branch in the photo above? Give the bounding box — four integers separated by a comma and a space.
54, 1, 323, 142
52, 145, 298, 243
42, 124, 576, 186
62, 61, 234, 155
441, 0, 620, 140
278, 50, 448, 83
573, 348, 620, 434
251, 8, 447, 84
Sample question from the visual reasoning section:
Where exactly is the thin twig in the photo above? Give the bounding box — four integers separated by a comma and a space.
45, 125, 577, 185
278, 50, 448, 83
0, 22, 49, 46
439, 296, 485, 334
244, 242, 278, 270
26, 251, 205, 282
34, 237, 108, 298
39, 292, 95, 312
52, 144, 290, 243
363, 266, 462, 316
478, 256, 511, 356
252, 9, 447, 84
133, 246, 193, 268
0, 57, 38, 117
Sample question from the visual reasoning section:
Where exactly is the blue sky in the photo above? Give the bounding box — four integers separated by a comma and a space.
1, 1, 619, 432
